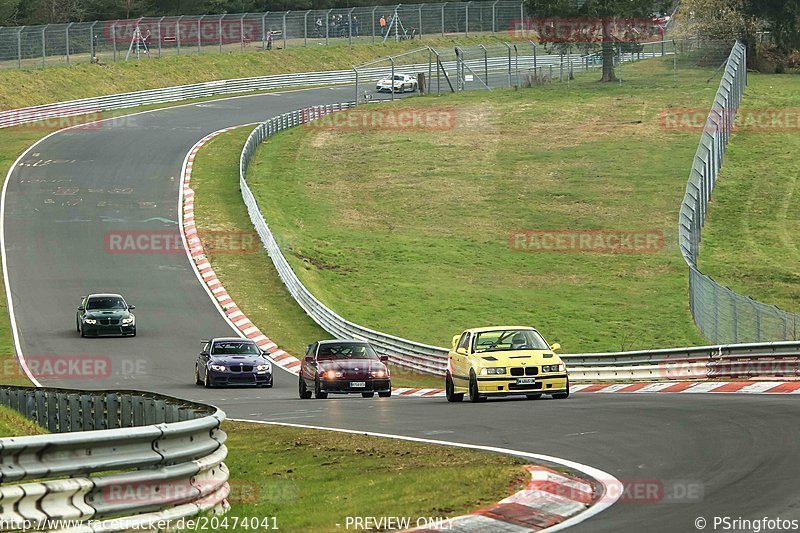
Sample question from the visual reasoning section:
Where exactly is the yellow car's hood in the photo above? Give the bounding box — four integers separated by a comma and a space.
474, 349, 562, 366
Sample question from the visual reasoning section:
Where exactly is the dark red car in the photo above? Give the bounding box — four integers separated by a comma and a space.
299, 340, 391, 399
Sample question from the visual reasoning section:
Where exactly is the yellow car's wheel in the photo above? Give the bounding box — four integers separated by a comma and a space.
468, 371, 486, 403
445, 373, 463, 403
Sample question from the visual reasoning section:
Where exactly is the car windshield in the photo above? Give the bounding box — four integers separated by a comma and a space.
393, 75, 404, 80
86, 296, 127, 310
212, 341, 261, 355
472, 330, 550, 353
317, 342, 378, 360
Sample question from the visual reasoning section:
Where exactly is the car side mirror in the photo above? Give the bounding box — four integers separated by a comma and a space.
379, 355, 389, 362
261, 349, 270, 356
128, 305, 136, 310
200, 351, 209, 357
304, 356, 316, 364
550, 343, 561, 352
451, 335, 460, 350
456, 347, 468, 356
77, 306, 85, 311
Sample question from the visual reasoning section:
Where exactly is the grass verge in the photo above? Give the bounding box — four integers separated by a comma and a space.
698, 72, 800, 315
223, 421, 526, 532
245, 57, 718, 354
0, 405, 47, 437
190, 127, 442, 388
0, 36, 507, 110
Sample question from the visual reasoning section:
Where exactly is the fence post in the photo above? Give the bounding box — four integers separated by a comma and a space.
17, 27, 23, 68
372, 7, 377, 43
241, 14, 246, 50
304, 11, 309, 46
157, 17, 163, 58
492, 0, 498, 33
268, 11, 274, 50
326, 8, 332, 45
177, 15, 183, 55
465, 1, 472, 36
90, 21, 98, 61
503, 41, 512, 86
65, 22, 72, 65
112, 23, 117, 61
419, 5, 424, 39
479, 44, 488, 84
281, 12, 287, 49
41, 25, 46, 67
441, 2, 446, 36
349, 7, 355, 45
198, 15, 204, 54
218, 16, 223, 53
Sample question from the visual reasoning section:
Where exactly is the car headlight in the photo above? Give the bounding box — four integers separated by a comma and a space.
121, 316, 134, 325
541, 364, 565, 373
256, 364, 271, 373
370, 369, 387, 378
83, 318, 97, 324
210, 364, 226, 372
323, 370, 343, 379
480, 367, 506, 375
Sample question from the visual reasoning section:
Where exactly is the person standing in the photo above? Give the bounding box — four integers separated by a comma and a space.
379, 15, 387, 36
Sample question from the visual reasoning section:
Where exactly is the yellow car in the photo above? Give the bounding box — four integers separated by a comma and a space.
445, 326, 569, 402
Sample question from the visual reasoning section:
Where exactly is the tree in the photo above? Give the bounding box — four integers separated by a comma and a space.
675, 0, 756, 42
0, 0, 19, 25
526, 0, 673, 82
743, 0, 800, 53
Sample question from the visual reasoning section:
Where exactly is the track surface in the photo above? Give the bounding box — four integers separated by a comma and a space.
5, 86, 800, 532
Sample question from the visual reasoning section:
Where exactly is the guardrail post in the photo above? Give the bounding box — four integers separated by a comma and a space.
304, 11, 309, 46
17, 27, 22, 68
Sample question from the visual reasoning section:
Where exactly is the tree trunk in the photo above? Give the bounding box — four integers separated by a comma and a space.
600, 40, 617, 82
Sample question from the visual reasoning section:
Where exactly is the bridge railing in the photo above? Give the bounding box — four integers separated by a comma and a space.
0, 386, 228, 531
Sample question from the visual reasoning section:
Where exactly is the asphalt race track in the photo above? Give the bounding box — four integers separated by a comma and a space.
4, 85, 800, 532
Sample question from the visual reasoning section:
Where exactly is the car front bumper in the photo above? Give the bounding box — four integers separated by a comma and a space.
208, 370, 272, 387
476, 374, 568, 395
319, 378, 391, 393
82, 323, 135, 336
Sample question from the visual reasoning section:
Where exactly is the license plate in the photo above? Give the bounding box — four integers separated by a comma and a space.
350, 381, 366, 388
516, 377, 536, 385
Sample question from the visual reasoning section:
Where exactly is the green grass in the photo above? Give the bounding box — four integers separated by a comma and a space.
698, 72, 800, 314
245, 57, 719, 354
0, 405, 47, 437
223, 421, 526, 532
0, 36, 507, 110
190, 128, 442, 388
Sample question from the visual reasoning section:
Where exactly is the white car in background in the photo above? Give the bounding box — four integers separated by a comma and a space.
376, 74, 418, 93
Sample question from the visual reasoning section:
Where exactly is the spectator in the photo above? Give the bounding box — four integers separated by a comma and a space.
266, 30, 273, 50
352, 15, 359, 37
379, 15, 386, 35
315, 17, 323, 37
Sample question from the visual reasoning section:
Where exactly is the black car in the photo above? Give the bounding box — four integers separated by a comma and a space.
299, 340, 391, 399
77, 293, 136, 337
196, 337, 273, 388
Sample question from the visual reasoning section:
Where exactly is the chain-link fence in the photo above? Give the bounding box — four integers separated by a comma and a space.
0, 1, 526, 69
679, 41, 800, 343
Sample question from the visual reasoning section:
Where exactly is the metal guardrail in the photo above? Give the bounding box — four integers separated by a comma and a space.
0, 386, 228, 531
239, 85, 800, 383
0, 52, 579, 131
677, 41, 800, 343
0, 1, 525, 69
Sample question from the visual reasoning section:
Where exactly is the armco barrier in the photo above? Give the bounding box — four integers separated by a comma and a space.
0, 386, 228, 531
239, 104, 800, 383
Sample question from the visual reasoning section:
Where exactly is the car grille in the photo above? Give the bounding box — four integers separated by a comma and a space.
228, 375, 255, 384
510, 367, 538, 376
229, 365, 254, 372
99, 318, 119, 325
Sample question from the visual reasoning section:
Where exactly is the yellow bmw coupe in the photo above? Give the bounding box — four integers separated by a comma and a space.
445, 326, 569, 402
